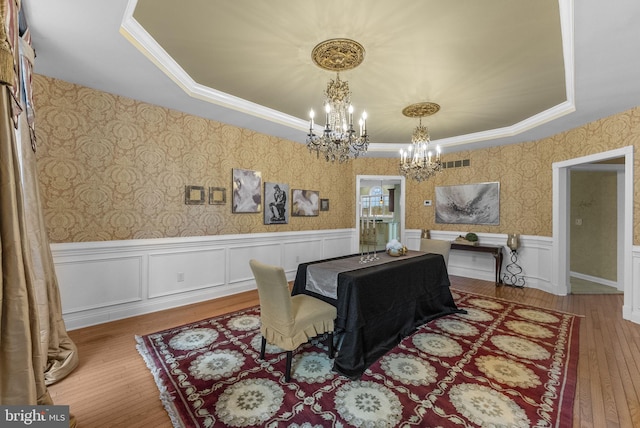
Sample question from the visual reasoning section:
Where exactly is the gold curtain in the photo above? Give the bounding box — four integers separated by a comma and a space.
0, 1, 78, 424
16, 85, 80, 386
0, 85, 47, 404
16, 32, 79, 393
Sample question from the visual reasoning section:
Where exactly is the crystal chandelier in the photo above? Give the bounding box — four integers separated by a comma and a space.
307, 39, 369, 163
399, 102, 443, 182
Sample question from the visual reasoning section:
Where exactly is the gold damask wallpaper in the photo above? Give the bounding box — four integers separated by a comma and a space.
33, 75, 640, 244
354, 109, 640, 240
33, 75, 354, 242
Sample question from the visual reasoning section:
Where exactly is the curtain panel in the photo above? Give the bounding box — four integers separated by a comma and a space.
0, 2, 78, 425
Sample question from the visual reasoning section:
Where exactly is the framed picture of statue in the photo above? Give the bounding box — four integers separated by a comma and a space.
291, 189, 319, 217
264, 182, 289, 224
232, 168, 262, 213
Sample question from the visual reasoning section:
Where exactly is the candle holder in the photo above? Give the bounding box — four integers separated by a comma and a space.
360, 219, 379, 263
502, 234, 525, 287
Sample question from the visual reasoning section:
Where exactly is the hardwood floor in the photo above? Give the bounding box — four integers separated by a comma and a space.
47, 276, 640, 428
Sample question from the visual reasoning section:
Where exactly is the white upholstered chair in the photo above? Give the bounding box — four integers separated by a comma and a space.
249, 259, 336, 381
419, 238, 452, 267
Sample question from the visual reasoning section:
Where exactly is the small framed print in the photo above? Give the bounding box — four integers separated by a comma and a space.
320, 199, 329, 211
209, 187, 226, 205
185, 185, 206, 205
291, 189, 319, 217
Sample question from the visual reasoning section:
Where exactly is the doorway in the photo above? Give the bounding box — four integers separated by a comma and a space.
355, 175, 405, 254
568, 163, 624, 294
552, 147, 633, 308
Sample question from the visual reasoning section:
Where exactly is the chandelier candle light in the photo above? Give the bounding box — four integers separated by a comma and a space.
399, 102, 443, 182
307, 39, 369, 163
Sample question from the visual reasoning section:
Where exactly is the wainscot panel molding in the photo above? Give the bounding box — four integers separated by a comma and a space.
627, 246, 640, 324
410, 230, 640, 325
51, 229, 354, 330
53, 229, 640, 328
406, 229, 554, 293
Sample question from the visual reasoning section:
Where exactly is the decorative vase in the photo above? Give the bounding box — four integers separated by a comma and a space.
387, 246, 407, 257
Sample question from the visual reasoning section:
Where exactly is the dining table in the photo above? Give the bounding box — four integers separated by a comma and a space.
291, 250, 463, 379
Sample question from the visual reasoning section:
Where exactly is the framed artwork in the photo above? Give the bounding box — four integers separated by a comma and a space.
291, 189, 319, 217
264, 182, 289, 224
435, 182, 500, 225
320, 199, 330, 211
185, 185, 205, 205
209, 187, 226, 205
232, 168, 262, 213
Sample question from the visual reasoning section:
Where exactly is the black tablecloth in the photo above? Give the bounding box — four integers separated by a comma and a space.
292, 252, 463, 379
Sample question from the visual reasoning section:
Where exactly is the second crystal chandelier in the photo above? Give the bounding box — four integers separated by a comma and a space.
399, 102, 443, 182
307, 39, 369, 163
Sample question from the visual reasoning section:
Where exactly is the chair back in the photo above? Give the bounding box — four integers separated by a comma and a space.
419, 238, 451, 267
249, 259, 294, 334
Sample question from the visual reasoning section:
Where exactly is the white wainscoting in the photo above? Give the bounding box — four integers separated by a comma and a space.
408, 229, 640, 325
405, 229, 555, 293
626, 247, 640, 324
53, 228, 640, 329
52, 229, 354, 330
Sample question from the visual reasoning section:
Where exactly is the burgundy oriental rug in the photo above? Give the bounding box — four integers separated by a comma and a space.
136, 289, 580, 427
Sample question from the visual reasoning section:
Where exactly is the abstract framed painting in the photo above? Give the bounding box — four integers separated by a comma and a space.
232, 168, 262, 213
291, 189, 319, 217
264, 182, 289, 225
435, 182, 500, 225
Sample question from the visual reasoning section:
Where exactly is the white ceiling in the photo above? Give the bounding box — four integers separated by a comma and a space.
21, 0, 640, 157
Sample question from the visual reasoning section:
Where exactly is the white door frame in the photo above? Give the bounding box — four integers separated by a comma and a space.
355, 175, 406, 254
552, 146, 633, 319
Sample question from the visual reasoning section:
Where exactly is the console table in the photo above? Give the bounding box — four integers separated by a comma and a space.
450, 243, 504, 285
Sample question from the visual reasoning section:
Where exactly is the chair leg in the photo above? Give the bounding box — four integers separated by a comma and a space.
328, 332, 334, 359
260, 336, 266, 360
285, 351, 292, 382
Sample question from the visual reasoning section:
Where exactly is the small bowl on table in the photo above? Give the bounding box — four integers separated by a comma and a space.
386, 246, 407, 257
